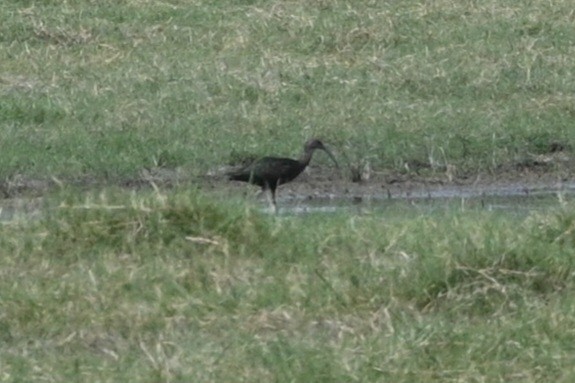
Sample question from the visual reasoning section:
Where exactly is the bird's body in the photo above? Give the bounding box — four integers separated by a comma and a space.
228, 156, 310, 190
227, 139, 338, 211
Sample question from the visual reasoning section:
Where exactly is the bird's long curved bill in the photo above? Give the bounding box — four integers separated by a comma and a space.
321, 147, 339, 169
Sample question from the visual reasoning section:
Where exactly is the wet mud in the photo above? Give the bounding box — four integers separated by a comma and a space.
1, 163, 574, 220
211, 162, 575, 215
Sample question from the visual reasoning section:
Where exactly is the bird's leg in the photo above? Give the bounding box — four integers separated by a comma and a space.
262, 182, 276, 213
271, 188, 278, 214
265, 186, 277, 214
272, 189, 278, 214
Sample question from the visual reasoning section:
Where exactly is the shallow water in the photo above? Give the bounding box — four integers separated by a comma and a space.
278, 193, 567, 217
277, 182, 575, 216
0, 198, 43, 223
1, 182, 574, 221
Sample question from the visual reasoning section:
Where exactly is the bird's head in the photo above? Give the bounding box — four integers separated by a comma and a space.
305, 138, 327, 151
304, 138, 339, 168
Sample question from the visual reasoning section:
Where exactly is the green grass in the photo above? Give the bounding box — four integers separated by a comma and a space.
1, 0, 574, 182
2, 1, 575, 381
2, 189, 575, 381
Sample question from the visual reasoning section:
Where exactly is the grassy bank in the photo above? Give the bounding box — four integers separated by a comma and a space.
1, 0, 574, 184
1, 189, 575, 381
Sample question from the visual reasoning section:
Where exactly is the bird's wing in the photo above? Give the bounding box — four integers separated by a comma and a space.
227, 157, 302, 185
251, 157, 300, 179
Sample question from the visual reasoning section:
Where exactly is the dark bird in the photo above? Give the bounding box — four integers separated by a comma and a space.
227, 139, 339, 211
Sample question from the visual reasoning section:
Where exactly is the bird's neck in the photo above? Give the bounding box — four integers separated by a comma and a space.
299, 149, 315, 166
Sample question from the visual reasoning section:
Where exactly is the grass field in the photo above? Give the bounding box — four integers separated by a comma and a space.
1, 0, 574, 183
2, 0, 575, 381
2, 190, 575, 381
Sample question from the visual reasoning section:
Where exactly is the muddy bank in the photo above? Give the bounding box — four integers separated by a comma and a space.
1, 160, 574, 203
271, 166, 575, 202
